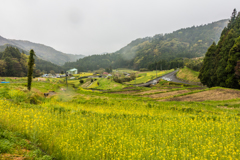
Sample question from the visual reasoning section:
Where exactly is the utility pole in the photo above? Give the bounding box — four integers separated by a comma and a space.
135, 72, 136, 85
66, 71, 68, 89
156, 62, 157, 78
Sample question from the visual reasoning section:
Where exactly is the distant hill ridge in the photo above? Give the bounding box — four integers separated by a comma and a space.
63, 19, 229, 71
0, 35, 85, 65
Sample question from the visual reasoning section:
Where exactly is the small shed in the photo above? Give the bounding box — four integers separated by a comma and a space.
67, 68, 78, 74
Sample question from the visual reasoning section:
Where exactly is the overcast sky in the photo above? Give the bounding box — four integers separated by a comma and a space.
0, 0, 239, 55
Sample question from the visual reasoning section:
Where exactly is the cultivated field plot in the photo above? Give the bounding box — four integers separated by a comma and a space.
145, 90, 191, 99
110, 90, 139, 94
168, 88, 240, 101
133, 89, 170, 95
1, 80, 240, 159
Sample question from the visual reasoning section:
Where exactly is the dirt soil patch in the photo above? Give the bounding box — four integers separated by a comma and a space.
217, 106, 234, 110
123, 87, 136, 90
110, 91, 139, 94
0, 153, 25, 160
134, 89, 169, 95
33, 78, 46, 81
167, 89, 240, 101
156, 86, 182, 89
187, 87, 206, 91
81, 81, 91, 88
145, 90, 190, 99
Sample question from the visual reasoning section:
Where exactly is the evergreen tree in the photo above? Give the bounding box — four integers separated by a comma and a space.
199, 9, 240, 89
225, 37, 240, 88
4, 57, 14, 76
27, 49, 35, 91
198, 42, 217, 87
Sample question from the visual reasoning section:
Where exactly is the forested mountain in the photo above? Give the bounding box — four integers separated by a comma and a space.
0, 46, 63, 77
63, 19, 228, 71
199, 9, 240, 89
0, 35, 85, 65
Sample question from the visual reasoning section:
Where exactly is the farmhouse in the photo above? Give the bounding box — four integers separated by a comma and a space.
67, 68, 78, 74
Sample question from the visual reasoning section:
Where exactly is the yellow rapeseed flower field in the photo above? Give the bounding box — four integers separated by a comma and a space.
0, 92, 240, 159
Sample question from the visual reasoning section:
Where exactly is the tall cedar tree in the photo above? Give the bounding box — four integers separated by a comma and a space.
27, 49, 35, 91
199, 9, 240, 88
198, 42, 217, 87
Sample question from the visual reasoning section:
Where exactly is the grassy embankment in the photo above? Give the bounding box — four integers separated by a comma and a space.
176, 66, 201, 83
127, 69, 174, 84
88, 78, 126, 90
0, 78, 240, 159
0, 126, 52, 159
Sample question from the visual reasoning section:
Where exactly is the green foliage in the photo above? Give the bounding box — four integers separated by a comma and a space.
0, 126, 53, 159
0, 37, 85, 66
79, 79, 84, 84
105, 66, 112, 73
1, 82, 240, 159
34, 57, 63, 73
184, 57, 203, 71
0, 45, 63, 76
139, 68, 149, 72
199, 9, 240, 89
63, 20, 228, 71
27, 49, 35, 91
0, 46, 28, 77
177, 66, 200, 83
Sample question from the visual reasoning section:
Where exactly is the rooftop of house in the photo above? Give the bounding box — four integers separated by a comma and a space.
67, 68, 78, 72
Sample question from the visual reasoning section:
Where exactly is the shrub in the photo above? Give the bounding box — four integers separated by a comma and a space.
79, 80, 84, 84
8, 90, 27, 103
139, 68, 149, 72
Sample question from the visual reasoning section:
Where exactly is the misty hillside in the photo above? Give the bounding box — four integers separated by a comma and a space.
63, 19, 228, 71
0, 35, 85, 65
0, 45, 63, 74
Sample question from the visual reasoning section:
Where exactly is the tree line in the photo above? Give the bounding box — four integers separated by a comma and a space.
0, 46, 64, 77
199, 9, 240, 88
62, 19, 228, 72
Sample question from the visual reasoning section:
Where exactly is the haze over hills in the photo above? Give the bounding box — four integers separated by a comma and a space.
0, 19, 229, 73
0, 44, 64, 76
63, 19, 229, 71
0, 35, 85, 65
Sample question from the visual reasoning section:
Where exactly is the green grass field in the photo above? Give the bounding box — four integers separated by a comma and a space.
0, 78, 240, 159
88, 78, 126, 90
127, 69, 174, 84
176, 67, 200, 83
113, 68, 137, 73
0, 126, 52, 159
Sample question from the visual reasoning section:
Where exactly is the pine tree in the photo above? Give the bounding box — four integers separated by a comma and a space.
27, 49, 35, 91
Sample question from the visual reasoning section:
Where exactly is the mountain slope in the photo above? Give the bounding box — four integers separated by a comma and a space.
0, 45, 63, 74
0, 36, 85, 65
63, 19, 228, 71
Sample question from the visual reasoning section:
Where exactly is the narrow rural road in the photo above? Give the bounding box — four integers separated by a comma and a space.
135, 70, 191, 87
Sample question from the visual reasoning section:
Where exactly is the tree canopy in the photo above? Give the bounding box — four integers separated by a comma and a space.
63, 19, 228, 72
199, 9, 240, 89
0, 45, 63, 77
